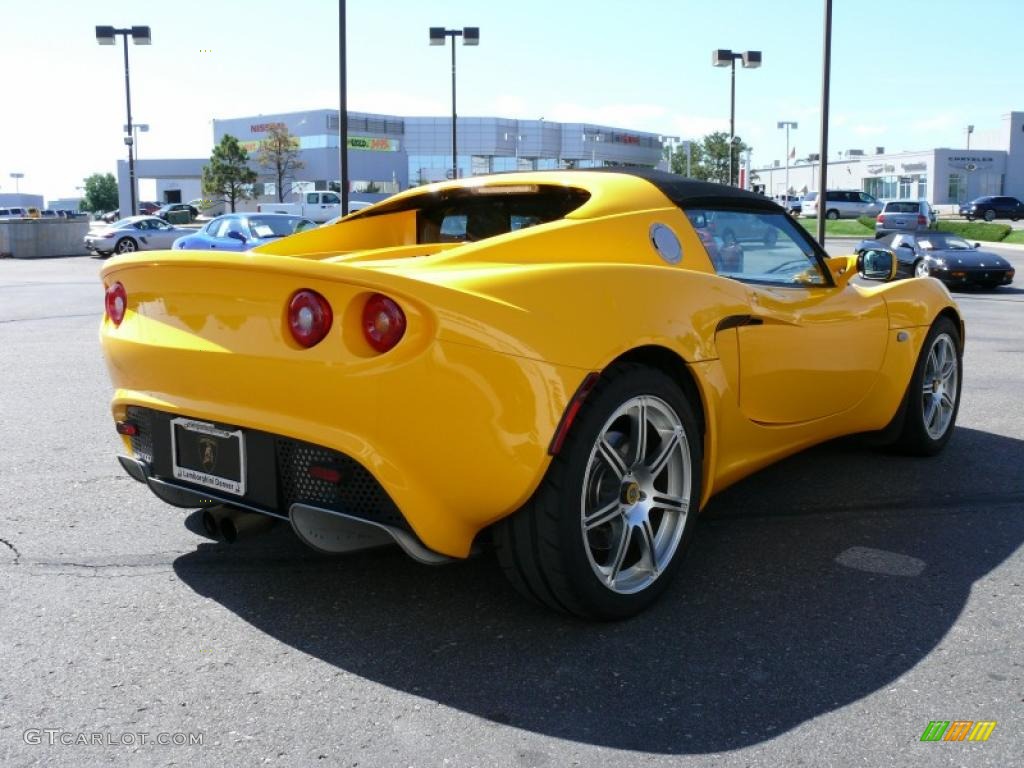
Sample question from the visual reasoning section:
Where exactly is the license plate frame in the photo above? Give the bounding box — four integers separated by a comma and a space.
170, 417, 246, 496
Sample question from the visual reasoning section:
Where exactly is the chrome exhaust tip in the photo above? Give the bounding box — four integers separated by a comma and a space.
200, 506, 275, 543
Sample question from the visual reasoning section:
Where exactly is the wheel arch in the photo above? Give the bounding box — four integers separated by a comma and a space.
936, 306, 965, 351
604, 345, 707, 441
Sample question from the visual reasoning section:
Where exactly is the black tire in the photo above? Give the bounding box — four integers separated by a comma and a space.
494, 364, 703, 620
965, 215, 974, 222
891, 317, 962, 456
826, 209, 840, 220
983, 209, 995, 222
115, 237, 138, 254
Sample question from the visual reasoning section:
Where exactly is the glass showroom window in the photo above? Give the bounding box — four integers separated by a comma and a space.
948, 174, 964, 202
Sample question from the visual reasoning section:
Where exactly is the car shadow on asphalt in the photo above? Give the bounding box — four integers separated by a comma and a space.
172, 426, 1024, 754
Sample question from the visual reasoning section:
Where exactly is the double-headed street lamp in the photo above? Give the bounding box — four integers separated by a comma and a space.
9, 172, 24, 194
777, 121, 798, 200
429, 26, 479, 180
96, 24, 151, 217
712, 48, 761, 186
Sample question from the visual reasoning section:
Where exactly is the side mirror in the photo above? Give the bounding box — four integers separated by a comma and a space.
227, 231, 246, 243
857, 248, 898, 281
974, 242, 981, 248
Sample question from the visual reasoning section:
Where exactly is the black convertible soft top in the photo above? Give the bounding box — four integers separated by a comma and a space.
593, 167, 783, 212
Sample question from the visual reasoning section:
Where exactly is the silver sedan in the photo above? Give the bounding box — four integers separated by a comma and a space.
84, 216, 193, 256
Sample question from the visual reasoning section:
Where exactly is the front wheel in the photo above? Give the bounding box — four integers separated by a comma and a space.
892, 317, 962, 455
984, 209, 995, 222
914, 259, 930, 278
494, 364, 702, 619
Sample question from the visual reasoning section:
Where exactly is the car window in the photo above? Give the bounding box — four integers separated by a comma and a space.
306, 193, 319, 204
412, 186, 590, 244
214, 219, 235, 238
322, 193, 340, 205
885, 202, 920, 213
153, 219, 171, 230
859, 193, 875, 203
204, 218, 222, 234
133, 220, 149, 230
686, 208, 826, 286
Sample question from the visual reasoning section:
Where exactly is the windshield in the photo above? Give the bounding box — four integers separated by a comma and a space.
247, 216, 311, 238
918, 235, 972, 251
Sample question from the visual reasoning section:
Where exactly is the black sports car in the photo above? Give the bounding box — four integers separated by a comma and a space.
856, 232, 1015, 289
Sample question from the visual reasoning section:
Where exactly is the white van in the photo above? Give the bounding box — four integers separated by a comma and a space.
803, 190, 880, 219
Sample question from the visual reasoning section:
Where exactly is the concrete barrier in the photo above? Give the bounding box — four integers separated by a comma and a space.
0, 219, 90, 258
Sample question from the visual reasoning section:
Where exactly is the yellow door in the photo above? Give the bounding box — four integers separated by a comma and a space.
736, 283, 889, 424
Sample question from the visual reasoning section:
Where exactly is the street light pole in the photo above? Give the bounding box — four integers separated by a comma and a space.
9, 173, 24, 194
430, 26, 479, 180
777, 120, 798, 203
96, 25, 150, 217
713, 49, 761, 186
339, 0, 349, 213
816, 0, 833, 247
966, 124, 974, 150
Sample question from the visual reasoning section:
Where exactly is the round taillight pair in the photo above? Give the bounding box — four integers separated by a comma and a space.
362, 293, 406, 353
105, 282, 127, 326
288, 290, 333, 348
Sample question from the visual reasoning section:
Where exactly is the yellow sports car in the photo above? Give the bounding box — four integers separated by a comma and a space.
100, 170, 964, 619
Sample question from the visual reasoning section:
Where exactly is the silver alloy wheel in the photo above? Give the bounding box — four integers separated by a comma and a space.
579, 395, 691, 595
915, 259, 930, 278
922, 333, 958, 440
117, 238, 137, 253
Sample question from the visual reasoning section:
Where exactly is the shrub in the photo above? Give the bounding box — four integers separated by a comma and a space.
934, 221, 1011, 242
857, 215, 876, 230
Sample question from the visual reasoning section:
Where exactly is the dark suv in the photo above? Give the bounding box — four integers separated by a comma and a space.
958, 195, 1024, 222
155, 203, 199, 222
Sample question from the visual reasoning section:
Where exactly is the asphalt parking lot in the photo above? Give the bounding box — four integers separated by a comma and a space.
1, 247, 1021, 767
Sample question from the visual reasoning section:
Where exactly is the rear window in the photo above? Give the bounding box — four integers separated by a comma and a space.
361, 185, 591, 245
884, 202, 920, 213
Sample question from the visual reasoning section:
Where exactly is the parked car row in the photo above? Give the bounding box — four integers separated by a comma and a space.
1, 207, 87, 220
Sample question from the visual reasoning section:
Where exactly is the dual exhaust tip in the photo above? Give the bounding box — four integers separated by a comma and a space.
201, 505, 275, 543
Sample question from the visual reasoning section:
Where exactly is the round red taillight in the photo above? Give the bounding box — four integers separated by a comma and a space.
105, 281, 127, 326
287, 289, 333, 348
362, 293, 406, 353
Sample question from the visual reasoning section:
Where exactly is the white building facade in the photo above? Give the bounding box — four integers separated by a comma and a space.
754, 111, 1024, 206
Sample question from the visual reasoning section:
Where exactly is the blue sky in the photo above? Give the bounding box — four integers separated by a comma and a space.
2, 0, 1021, 200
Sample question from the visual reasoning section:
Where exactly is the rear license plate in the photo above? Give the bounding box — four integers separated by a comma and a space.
170, 418, 246, 496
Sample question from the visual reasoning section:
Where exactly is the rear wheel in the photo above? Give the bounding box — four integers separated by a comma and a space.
984, 209, 995, 222
115, 237, 138, 254
494, 364, 702, 619
892, 317, 962, 456
826, 209, 840, 220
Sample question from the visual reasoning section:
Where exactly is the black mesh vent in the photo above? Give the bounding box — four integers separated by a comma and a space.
275, 438, 409, 531
126, 405, 153, 463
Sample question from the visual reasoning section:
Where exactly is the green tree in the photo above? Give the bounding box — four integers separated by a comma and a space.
699, 131, 752, 185
202, 135, 257, 212
670, 142, 709, 180
80, 172, 118, 213
256, 125, 304, 203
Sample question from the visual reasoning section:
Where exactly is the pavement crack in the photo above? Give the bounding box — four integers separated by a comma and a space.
0, 537, 21, 564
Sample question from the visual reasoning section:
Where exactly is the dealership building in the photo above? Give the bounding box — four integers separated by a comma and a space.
753, 111, 1024, 206
117, 109, 665, 214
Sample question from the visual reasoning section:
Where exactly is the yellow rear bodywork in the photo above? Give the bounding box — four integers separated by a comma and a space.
100, 171, 961, 558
